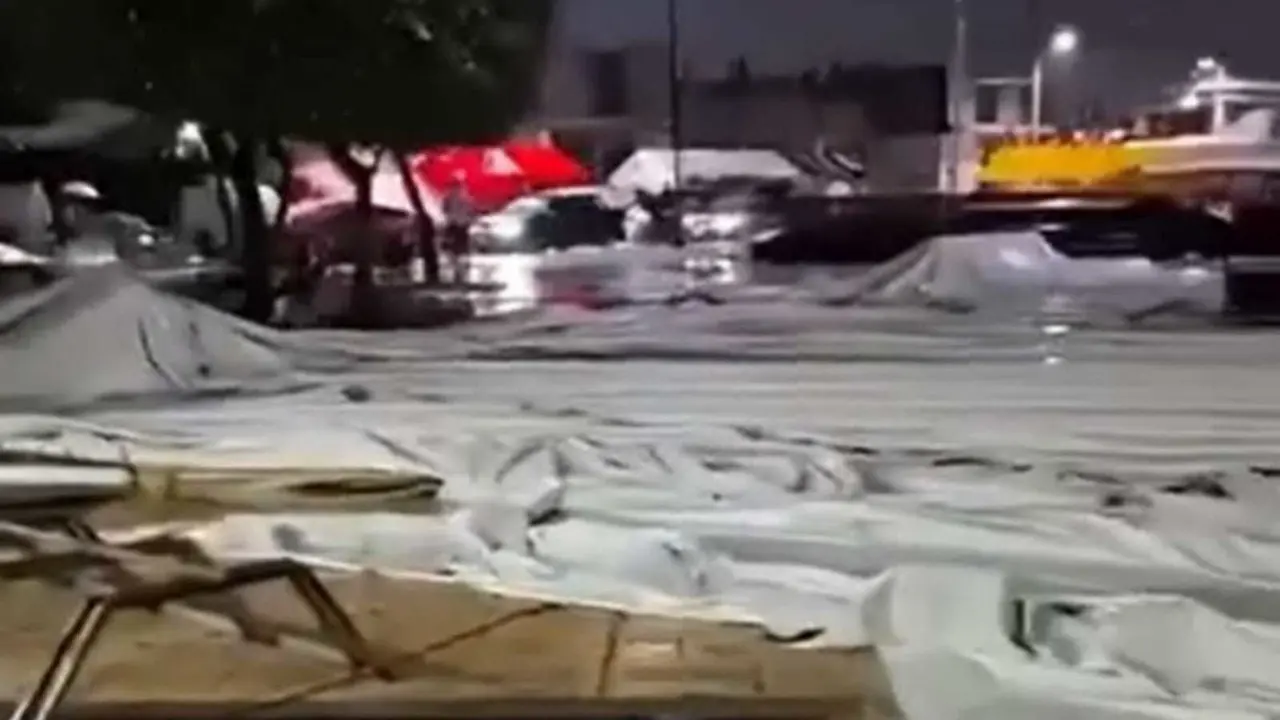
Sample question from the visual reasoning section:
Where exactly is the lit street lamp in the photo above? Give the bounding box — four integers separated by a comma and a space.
1030, 25, 1080, 134
1196, 56, 1222, 75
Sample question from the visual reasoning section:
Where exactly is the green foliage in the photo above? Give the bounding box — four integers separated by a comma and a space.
0, 0, 553, 147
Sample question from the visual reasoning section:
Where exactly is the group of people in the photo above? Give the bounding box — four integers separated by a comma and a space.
0, 179, 134, 261
272, 172, 481, 328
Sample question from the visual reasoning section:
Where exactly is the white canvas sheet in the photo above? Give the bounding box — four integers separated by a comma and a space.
1, 258, 1280, 719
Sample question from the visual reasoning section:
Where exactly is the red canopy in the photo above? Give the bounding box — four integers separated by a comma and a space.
412, 142, 590, 212
503, 142, 591, 189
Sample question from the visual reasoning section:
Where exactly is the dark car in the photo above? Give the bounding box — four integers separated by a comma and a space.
752, 192, 1236, 266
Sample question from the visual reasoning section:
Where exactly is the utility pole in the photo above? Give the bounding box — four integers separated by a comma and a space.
945, 0, 969, 192
1028, 0, 1042, 133
666, 0, 683, 195
666, 0, 686, 246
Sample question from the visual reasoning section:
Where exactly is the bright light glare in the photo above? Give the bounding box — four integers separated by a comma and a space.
1177, 93, 1200, 110
487, 217, 525, 239
176, 121, 202, 146
1196, 56, 1220, 73
709, 213, 748, 236
1048, 26, 1080, 56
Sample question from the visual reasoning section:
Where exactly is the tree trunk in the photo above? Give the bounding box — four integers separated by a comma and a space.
393, 151, 439, 284
325, 144, 380, 328
204, 131, 239, 253
349, 169, 377, 327
266, 138, 293, 231
228, 135, 273, 323
39, 177, 71, 246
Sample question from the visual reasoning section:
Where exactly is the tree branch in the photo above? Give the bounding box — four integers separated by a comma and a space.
393, 151, 439, 283
324, 142, 381, 185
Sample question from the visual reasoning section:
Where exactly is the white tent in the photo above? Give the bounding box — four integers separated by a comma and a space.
288, 156, 445, 225
0, 267, 351, 411
842, 231, 1223, 319
607, 148, 802, 195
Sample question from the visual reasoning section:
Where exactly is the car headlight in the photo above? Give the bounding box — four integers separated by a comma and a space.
473, 216, 524, 240
708, 213, 748, 236
683, 255, 734, 279
682, 212, 748, 239
681, 213, 712, 235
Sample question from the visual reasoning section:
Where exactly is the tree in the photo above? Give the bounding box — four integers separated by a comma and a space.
2, 0, 552, 144
0, 0, 553, 323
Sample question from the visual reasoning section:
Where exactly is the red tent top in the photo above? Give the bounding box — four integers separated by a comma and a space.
412, 142, 590, 213
502, 142, 591, 189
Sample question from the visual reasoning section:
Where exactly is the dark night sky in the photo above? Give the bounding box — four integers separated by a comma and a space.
560, 0, 1279, 110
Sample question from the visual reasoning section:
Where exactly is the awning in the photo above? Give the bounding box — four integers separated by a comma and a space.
412, 142, 590, 212
502, 142, 591, 189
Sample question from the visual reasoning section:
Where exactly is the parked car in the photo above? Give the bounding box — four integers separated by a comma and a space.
752, 192, 1237, 266
465, 187, 744, 316
469, 186, 626, 253
953, 195, 1234, 261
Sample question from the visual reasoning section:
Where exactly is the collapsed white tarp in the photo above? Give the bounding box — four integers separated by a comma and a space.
111, 416, 1280, 720
0, 266, 355, 412
5, 257, 1280, 718
4, 328, 1280, 717
838, 231, 1225, 320
0, 241, 47, 267
607, 148, 802, 194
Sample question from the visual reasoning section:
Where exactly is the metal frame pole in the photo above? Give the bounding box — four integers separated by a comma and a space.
666, 0, 686, 247
667, 0, 683, 189
947, 0, 969, 192
1030, 57, 1044, 135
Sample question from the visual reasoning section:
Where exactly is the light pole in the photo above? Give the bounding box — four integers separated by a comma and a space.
664, 0, 689, 246
944, 0, 969, 192
1030, 25, 1080, 134
666, 0, 683, 194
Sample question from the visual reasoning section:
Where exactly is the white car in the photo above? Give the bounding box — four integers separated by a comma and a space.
464, 187, 745, 316
468, 186, 627, 251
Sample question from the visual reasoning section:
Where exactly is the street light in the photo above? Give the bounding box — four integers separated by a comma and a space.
1048, 26, 1079, 56
1030, 25, 1080, 134
1195, 56, 1223, 76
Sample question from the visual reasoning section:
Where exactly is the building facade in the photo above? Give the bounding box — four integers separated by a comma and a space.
531, 39, 947, 191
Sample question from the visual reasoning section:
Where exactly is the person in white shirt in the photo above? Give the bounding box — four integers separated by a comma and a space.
58, 181, 106, 236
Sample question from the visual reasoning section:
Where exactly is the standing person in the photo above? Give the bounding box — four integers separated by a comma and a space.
54, 181, 121, 266
441, 172, 475, 284
57, 181, 106, 239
